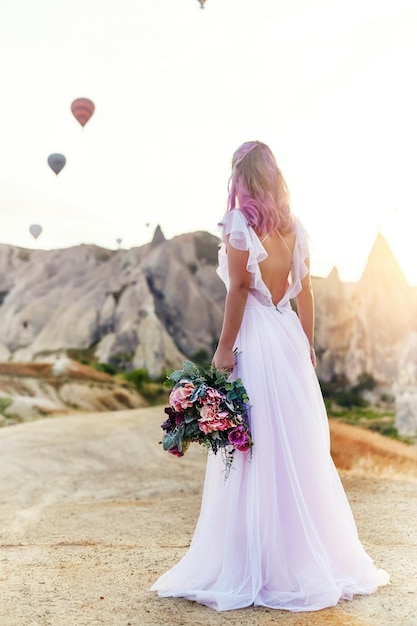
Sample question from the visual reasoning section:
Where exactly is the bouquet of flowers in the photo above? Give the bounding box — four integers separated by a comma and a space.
160, 360, 253, 478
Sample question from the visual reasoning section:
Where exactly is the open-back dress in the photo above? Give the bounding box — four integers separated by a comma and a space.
151, 208, 389, 612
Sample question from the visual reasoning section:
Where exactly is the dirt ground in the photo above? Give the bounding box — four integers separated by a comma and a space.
0, 407, 416, 626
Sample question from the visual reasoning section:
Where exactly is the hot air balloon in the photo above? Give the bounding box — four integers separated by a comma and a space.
29, 224, 42, 239
116, 238, 122, 246
198, 0, 206, 7
71, 98, 95, 127
47, 153, 66, 175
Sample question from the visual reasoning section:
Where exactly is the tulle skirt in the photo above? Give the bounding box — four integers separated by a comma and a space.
151, 298, 389, 611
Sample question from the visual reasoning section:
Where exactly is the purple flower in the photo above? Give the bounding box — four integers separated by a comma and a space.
162, 406, 184, 431
167, 440, 190, 457
161, 419, 172, 432
228, 425, 252, 451
168, 445, 184, 457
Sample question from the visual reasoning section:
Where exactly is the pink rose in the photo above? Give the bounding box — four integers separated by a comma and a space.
198, 421, 214, 435
169, 381, 195, 411
199, 404, 217, 420
198, 410, 232, 433
204, 387, 225, 402
211, 418, 232, 431
198, 387, 225, 419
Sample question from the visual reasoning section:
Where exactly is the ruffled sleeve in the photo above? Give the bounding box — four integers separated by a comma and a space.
285, 216, 311, 302
216, 210, 312, 308
294, 216, 310, 262
216, 209, 272, 305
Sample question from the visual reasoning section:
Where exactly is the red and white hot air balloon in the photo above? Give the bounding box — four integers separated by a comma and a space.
71, 98, 95, 127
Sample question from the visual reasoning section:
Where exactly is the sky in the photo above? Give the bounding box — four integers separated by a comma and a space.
1, 0, 417, 284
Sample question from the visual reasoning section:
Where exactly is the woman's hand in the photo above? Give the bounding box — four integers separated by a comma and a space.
212, 345, 235, 373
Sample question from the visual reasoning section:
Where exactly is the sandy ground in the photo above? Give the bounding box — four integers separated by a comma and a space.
0, 407, 416, 626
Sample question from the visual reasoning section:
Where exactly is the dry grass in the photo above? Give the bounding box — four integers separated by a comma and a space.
0, 362, 52, 377
330, 419, 417, 477
0, 360, 113, 383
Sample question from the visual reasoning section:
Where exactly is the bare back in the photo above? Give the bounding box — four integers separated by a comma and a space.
258, 230, 296, 307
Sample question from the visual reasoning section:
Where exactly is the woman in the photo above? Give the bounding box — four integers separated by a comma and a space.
151, 141, 389, 612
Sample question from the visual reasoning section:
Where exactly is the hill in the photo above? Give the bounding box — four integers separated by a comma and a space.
0, 359, 146, 425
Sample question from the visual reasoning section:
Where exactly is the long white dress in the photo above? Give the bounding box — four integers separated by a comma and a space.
151, 209, 389, 612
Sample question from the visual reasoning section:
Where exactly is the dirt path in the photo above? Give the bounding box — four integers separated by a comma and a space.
0, 408, 416, 626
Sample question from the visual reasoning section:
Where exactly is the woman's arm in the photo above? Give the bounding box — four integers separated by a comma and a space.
295, 258, 316, 367
212, 239, 251, 371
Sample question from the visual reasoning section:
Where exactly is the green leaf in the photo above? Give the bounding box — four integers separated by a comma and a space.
162, 424, 185, 451
162, 432, 177, 451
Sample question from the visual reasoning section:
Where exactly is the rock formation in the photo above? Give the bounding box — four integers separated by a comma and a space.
0, 230, 224, 378
312, 233, 417, 437
314, 233, 417, 387
1, 228, 417, 435
0, 360, 147, 426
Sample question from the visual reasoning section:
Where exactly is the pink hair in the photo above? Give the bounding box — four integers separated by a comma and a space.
227, 141, 293, 234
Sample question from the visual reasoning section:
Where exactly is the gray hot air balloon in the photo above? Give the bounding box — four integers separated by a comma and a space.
47, 153, 66, 175
29, 224, 42, 239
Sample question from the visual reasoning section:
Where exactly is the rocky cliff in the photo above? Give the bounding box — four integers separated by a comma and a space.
1, 228, 417, 434
314, 233, 417, 389
0, 229, 225, 378
313, 233, 417, 437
